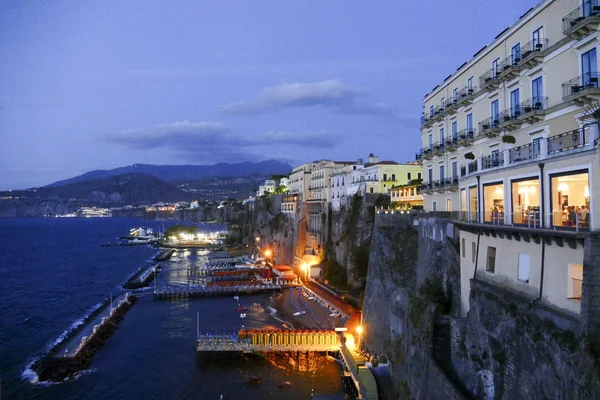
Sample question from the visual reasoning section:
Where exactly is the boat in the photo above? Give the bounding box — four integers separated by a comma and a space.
101, 242, 112, 247
293, 311, 306, 316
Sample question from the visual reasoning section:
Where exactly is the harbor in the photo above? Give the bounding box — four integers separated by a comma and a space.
10, 220, 365, 398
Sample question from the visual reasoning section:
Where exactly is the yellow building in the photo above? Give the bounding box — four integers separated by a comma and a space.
418, 0, 600, 318
390, 182, 423, 209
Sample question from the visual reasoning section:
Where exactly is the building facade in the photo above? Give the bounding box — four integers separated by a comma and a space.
390, 183, 424, 209
419, 0, 600, 317
289, 164, 312, 200
330, 155, 422, 211
257, 180, 276, 197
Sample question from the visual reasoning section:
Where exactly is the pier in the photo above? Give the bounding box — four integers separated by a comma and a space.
153, 249, 174, 262
196, 329, 340, 352
153, 283, 283, 299
195, 329, 378, 400
32, 293, 137, 382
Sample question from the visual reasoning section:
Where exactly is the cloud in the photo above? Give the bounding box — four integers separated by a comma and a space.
106, 120, 339, 162
220, 79, 396, 116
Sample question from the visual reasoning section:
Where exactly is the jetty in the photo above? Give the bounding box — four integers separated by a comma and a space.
123, 264, 160, 290
33, 293, 137, 382
153, 249, 174, 262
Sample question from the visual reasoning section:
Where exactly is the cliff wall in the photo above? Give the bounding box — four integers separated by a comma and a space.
362, 212, 600, 399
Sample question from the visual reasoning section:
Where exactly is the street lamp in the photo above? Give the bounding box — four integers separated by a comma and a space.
356, 325, 363, 351
265, 249, 272, 261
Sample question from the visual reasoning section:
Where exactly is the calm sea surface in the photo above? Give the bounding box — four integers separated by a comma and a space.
0, 218, 347, 399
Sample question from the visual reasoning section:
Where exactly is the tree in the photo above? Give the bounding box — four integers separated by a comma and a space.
274, 185, 289, 194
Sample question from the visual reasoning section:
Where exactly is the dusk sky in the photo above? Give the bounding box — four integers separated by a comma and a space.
0, 0, 539, 190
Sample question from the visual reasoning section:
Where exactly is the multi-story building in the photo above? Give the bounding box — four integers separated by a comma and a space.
279, 177, 290, 189
330, 154, 422, 211
418, 0, 600, 318
281, 194, 298, 215
331, 162, 363, 211
288, 164, 312, 200
256, 180, 276, 196
390, 183, 424, 209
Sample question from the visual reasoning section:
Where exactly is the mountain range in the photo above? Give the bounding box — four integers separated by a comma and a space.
49, 160, 292, 187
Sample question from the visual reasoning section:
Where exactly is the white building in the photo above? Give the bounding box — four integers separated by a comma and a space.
256, 180, 276, 196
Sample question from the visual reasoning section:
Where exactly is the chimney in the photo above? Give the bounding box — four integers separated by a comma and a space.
368, 153, 379, 164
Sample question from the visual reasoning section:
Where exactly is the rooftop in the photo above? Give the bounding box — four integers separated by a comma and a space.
271, 264, 293, 272
423, 0, 548, 100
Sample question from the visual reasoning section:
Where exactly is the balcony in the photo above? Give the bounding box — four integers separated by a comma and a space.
457, 128, 476, 146
415, 152, 423, 162
467, 160, 478, 175
445, 97, 459, 114
520, 38, 549, 68
433, 105, 445, 122
422, 146, 433, 160
518, 97, 548, 124
445, 136, 459, 151
547, 126, 593, 155
498, 107, 522, 131
508, 142, 540, 164
439, 177, 459, 191
457, 86, 477, 106
479, 68, 501, 92
421, 114, 434, 128
433, 141, 446, 156
563, 1, 600, 40
420, 182, 434, 194
481, 153, 504, 170
498, 55, 522, 81
562, 73, 600, 105
478, 117, 502, 138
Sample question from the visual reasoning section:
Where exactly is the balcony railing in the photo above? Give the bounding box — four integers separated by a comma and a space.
445, 136, 459, 150
518, 97, 548, 119
479, 68, 500, 90
563, 1, 600, 37
479, 117, 501, 136
445, 97, 459, 113
509, 142, 540, 163
433, 105, 445, 121
499, 107, 522, 129
457, 86, 477, 105
481, 153, 504, 170
422, 146, 433, 160
415, 152, 423, 162
421, 114, 433, 127
562, 72, 600, 101
457, 128, 476, 143
520, 38, 549, 66
498, 54, 522, 79
467, 160, 478, 174
547, 126, 592, 154
460, 165, 466, 177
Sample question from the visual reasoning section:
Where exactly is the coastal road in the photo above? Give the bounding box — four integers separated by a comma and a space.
277, 288, 339, 330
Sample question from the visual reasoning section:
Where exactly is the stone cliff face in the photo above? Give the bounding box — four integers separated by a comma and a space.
328, 195, 378, 292
362, 212, 600, 400
241, 195, 299, 266
362, 213, 463, 399
239, 198, 600, 399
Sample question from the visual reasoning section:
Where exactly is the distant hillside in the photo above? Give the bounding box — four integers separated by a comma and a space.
178, 174, 275, 200
5, 173, 193, 205
49, 160, 292, 187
